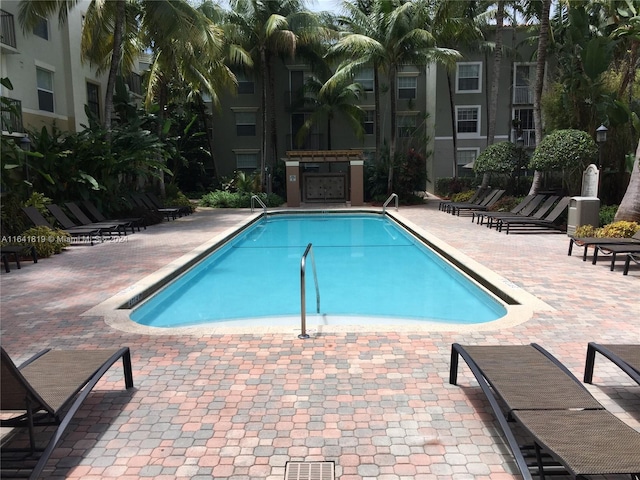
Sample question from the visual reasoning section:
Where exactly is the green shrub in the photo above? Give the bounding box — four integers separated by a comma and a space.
574, 224, 599, 237
165, 191, 195, 213
5, 226, 71, 257
199, 191, 284, 208
451, 190, 475, 202
489, 196, 522, 212
599, 205, 618, 227
474, 142, 520, 174
435, 177, 477, 198
529, 129, 598, 171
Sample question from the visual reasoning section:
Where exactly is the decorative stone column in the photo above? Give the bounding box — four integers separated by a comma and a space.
285, 160, 301, 207
350, 160, 364, 206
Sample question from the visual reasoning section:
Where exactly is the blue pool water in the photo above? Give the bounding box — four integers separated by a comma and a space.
130, 213, 506, 327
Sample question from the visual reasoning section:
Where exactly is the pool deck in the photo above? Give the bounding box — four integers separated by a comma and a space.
1, 201, 638, 479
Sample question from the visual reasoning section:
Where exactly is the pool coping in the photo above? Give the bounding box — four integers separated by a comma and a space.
83, 208, 554, 336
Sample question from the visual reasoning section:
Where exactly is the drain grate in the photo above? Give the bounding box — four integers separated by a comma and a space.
284, 461, 335, 480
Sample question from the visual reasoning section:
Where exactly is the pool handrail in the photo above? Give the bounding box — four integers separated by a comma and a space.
299, 243, 320, 339
383, 193, 398, 213
250, 195, 267, 214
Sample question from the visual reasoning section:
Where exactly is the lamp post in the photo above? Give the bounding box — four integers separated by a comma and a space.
595, 124, 607, 198
515, 135, 524, 193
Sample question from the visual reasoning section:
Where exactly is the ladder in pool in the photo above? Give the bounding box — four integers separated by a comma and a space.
299, 243, 320, 339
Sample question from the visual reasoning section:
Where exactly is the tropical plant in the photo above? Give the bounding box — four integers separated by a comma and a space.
474, 142, 520, 174
616, 138, 640, 222
529, 129, 598, 194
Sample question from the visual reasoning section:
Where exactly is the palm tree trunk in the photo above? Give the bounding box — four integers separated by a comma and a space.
268, 56, 278, 193
486, 0, 504, 146
529, 0, 551, 196
615, 139, 640, 222
387, 64, 397, 195
446, 72, 458, 179
327, 116, 332, 150
103, 0, 125, 134
260, 48, 268, 191
374, 62, 381, 163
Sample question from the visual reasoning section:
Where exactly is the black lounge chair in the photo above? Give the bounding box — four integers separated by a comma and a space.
449, 190, 505, 216
497, 196, 570, 234
488, 195, 559, 230
130, 193, 178, 221
0, 347, 133, 479
450, 343, 640, 479
584, 343, 640, 385
438, 188, 486, 212
46, 204, 123, 237
592, 242, 640, 270
475, 194, 546, 227
82, 200, 145, 232
144, 192, 191, 216
22, 207, 102, 246
624, 252, 640, 275
568, 231, 640, 261
0, 245, 37, 273
64, 202, 134, 235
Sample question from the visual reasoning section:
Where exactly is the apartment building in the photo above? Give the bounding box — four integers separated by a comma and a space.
211, 27, 538, 198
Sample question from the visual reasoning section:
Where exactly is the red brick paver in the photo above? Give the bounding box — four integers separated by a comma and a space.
1, 203, 638, 479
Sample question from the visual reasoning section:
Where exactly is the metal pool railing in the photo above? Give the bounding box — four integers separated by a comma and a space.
299, 243, 320, 339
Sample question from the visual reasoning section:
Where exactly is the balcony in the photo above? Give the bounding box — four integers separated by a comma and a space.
513, 85, 533, 105
286, 133, 324, 150
1, 97, 24, 133
511, 128, 536, 148
1, 9, 17, 50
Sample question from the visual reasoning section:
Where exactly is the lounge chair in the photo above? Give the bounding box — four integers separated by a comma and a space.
22, 206, 102, 246
438, 188, 486, 212
0, 245, 37, 273
144, 192, 191, 216
568, 230, 640, 261
450, 189, 505, 216
130, 193, 179, 221
64, 202, 135, 235
624, 252, 640, 275
474, 194, 546, 227
584, 343, 640, 385
488, 195, 559, 230
82, 200, 145, 231
46, 204, 123, 237
0, 346, 133, 479
497, 196, 570, 234
592, 242, 640, 270
450, 343, 640, 479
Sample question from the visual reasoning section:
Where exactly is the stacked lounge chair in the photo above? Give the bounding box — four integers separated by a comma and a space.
496, 196, 570, 234
0, 346, 133, 479
82, 200, 145, 231
438, 188, 487, 212
46, 204, 123, 237
450, 343, 640, 479
22, 206, 103, 246
65, 202, 135, 235
474, 194, 546, 227
130, 193, 179, 221
449, 189, 505, 216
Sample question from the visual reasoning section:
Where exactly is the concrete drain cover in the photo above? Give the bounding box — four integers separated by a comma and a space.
284, 461, 335, 480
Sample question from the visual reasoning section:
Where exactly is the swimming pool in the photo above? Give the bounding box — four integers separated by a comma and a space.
130, 213, 507, 328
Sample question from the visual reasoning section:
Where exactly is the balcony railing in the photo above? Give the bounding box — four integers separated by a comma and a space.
1, 97, 24, 133
513, 85, 533, 105
511, 129, 536, 148
1, 9, 17, 48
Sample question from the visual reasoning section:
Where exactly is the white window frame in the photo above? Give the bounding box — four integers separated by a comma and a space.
513, 62, 535, 104
232, 107, 258, 137
362, 108, 375, 135
456, 62, 482, 93
233, 150, 260, 170
354, 67, 374, 92
456, 148, 480, 176
397, 75, 417, 100
455, 105, 481, 138
36, 67, 55, 113
236, 72, 255, 95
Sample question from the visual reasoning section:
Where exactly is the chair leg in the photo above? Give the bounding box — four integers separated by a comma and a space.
1, 253, 9, 273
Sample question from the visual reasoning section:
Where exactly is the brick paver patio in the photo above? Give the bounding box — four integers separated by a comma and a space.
1, 202, 638, 479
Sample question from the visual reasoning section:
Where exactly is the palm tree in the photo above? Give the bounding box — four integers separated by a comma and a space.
329, 0, 460, 194
224, 0, 323, 190
294, 75, 365, 150
616, 138, 640, 222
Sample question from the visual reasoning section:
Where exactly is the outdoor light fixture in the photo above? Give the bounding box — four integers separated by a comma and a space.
516, 135, 524, 150
596, 124, 608, 144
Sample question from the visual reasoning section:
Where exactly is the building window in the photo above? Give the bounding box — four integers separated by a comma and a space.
86, 82, 100, 118
513, 107, 535, 146
235, 152, 259, 169
33, 16, 49, 40
236, 72, 255, 95
36, 67, 54, 112
513, 63, 534, 104
355, 68, 374, 92
398, 76, 417, 99
363, 109, 374, 135
235, 111, 256, 136
456, 62, 481, 93
456, 106, 480, 135
397, 115, 417, 138
457, 149, 478, 177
